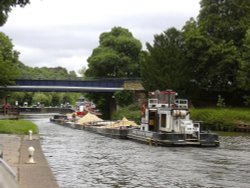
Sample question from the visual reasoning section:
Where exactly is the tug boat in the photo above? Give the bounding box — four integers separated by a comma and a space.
128, 90, 219, 147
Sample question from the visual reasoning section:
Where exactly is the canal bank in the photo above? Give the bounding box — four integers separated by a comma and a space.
0, 134, 59, 188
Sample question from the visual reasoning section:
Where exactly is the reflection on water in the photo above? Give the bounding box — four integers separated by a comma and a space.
31, 117, 250, 188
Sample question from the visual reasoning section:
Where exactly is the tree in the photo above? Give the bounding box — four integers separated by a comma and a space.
32, 93, 52, 106
85, 27, 143, 78
141, 27, 187, 92
114, 90, 134, 107
198, 0, 250, 47
0, 32, 20, 86
85, 27, 143, 118
195, 0, 250, 91
183, 20, 239, 92
181, 0, 250, 105
78, 66, 87, 77
238, 29, 250, 90
50, 92, 63, 107
0, 0, 30, 26
16, 65, 78, 80
7, 92, 25, 105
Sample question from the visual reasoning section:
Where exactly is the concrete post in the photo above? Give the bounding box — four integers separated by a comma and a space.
28, 130, 33, 141
26, 146, 36, 164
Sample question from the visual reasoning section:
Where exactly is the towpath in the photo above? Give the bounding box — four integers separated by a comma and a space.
0, 134, 59, 188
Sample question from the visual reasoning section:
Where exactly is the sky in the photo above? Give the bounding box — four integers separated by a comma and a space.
1, 0, 201, 75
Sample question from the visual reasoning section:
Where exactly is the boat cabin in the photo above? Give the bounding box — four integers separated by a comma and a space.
141, 90, 199, 135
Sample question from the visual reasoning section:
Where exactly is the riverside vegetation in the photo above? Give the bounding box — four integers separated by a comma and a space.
0, 107, 249, 135
0, 120, 38, 134
112, 105, 250, 132
191, 108, 250, 131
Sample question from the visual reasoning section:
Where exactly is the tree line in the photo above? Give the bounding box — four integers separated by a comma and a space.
1, 0, 250, 114
85, 0, 250, 108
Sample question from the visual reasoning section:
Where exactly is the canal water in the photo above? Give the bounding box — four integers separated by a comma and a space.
30, 117, 250, 188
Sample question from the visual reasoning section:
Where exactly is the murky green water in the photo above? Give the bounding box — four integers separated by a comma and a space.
31, 117, 250, 188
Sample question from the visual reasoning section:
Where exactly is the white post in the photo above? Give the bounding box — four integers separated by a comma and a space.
26, 146, 36, 164
29, 130, 33, 141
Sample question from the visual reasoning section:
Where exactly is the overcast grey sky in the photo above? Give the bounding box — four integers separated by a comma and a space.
1, 0, 201, 74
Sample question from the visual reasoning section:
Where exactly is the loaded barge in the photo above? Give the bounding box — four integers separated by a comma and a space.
50, 114, 132, 139
50, 90, 219, 147
128, 90, 219, 147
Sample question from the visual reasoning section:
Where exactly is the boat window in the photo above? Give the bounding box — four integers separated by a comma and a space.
170, 94, 175, 104
161, 114, 166, 128
158, 94, 167, 104
158, 93, 176, 104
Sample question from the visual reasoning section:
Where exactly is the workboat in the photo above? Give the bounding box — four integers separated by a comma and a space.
128, 90, 219, 147
50, 90, 219, 147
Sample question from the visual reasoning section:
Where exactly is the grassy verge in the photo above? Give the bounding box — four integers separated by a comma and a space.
0, 120, 38, 135
190, 108, 250, 131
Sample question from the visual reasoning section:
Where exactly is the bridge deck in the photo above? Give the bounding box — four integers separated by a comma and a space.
0, 79, 144, 92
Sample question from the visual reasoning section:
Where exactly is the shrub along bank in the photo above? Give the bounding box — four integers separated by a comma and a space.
0, 120, 38, 134
191, 108, 250, 132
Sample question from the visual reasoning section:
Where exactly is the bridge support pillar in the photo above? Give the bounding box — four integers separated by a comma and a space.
110, 95, 117, 117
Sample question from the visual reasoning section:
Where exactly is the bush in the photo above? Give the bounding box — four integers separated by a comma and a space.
114, 91, 134, 107
190, 107, 250, 131
216, 95, 226, 108
112, 104, 141, 123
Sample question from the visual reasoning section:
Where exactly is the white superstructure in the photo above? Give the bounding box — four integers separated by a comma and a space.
140, 90, 199, 137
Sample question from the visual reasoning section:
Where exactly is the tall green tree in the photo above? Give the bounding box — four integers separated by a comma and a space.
85, 27, 143, 118
85, 26, 143, 78
0, 32, 20, 86
180, 0, 250, 105
196, 0, 250, 91
32, 93, 52, 106
141, 0, 250, 106
198, 0, 250, 47
141, 27, 187, 92
183, 19, 239, 92
0, 0, 30, 26
238, 29, 250, 91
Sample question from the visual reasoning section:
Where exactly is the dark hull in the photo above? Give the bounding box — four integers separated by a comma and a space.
85, 126, 128, 139
127, 129, 219, 147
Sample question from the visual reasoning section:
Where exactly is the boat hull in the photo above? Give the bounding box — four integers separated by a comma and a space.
82, 125, 129, 139
127, 129, 219, 147
50, 119, 128, 139
50, 118, 219, 147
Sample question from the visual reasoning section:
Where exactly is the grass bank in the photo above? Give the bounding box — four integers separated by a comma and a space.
191, 108, 250, 131
0, 120, 38, 135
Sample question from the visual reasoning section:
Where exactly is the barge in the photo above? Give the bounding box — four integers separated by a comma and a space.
51, 114, 132, 139
50, 90, 219, 147
127, 90, 219, 147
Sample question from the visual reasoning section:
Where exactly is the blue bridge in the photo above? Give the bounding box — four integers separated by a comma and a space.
0, 79, 144, 92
